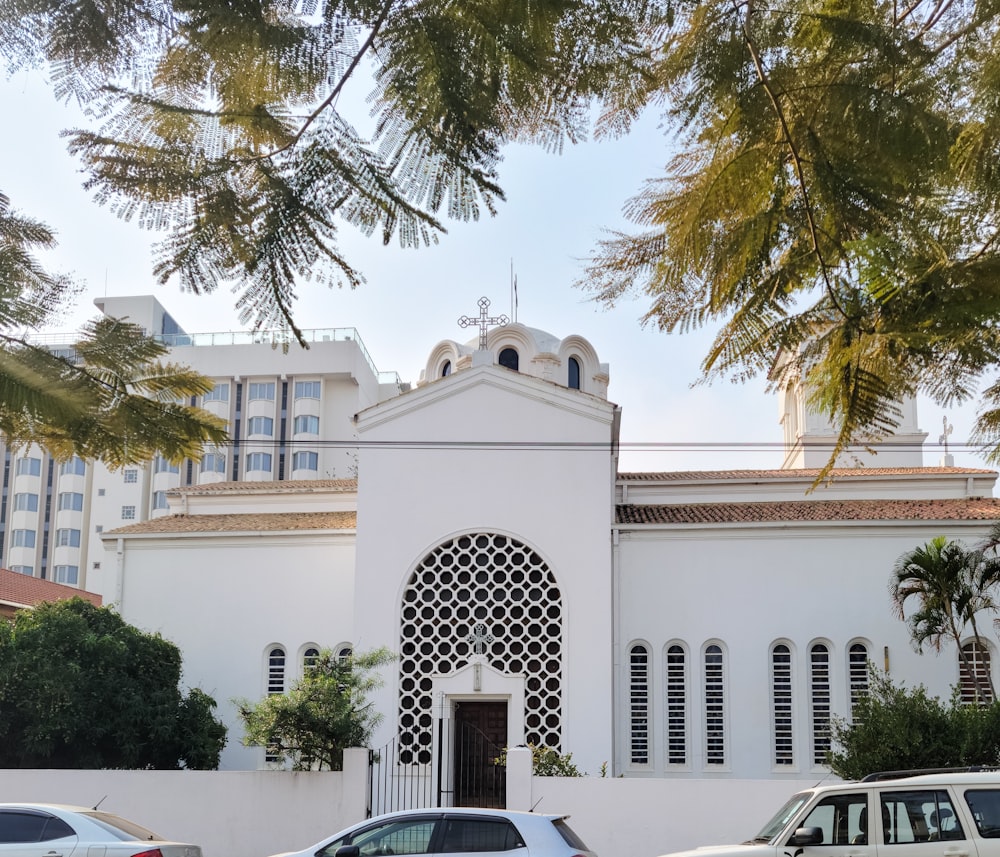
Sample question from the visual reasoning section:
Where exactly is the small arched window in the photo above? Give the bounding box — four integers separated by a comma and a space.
629, 643, 650, 765
441, 360, 452, 378
267, 647, 286, 695
303, 647, 320, 669
336, 644, 353, 664
568, 356, 581, 390
666, 644, 687, 765
960, 640, 994, 705
704, 644, 726, 766
810, 643, 831, 765
771, 644, 793, 766
498, 348, 519, 371
848, 642, 869, 713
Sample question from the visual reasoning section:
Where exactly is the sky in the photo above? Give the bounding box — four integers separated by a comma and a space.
0, 67, 988, 474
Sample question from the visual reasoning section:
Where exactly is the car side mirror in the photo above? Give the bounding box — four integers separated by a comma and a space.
789, 827, 823, 846
336, 846, 361, 857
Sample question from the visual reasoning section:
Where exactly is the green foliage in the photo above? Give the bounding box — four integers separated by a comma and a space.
0, 190, 228, 464
495, 744, 584, 776
237, 646, 394, 770
581, 1, 1000, 473
0, 598, 227, 769
830, 670, 1000, 780
0, 0, 651, 340
890, 534, 1000, 701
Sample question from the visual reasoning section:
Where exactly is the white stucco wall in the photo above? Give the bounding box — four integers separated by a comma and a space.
616, 518, 998, 779
107, 531, 357, 770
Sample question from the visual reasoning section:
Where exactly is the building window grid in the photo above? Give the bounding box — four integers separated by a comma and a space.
810, 643, 832, 765
292, 451, 319, 471
294, 380, 321, 399
13, 493, 38, 512
56, 528, 81, 547
771, 644, 794, 767
53, 565, 79, 585
154, 455, 180, 474
59, 457, 86, 477
153, 491, 169, 510
58, 492, 84, 512
247, 416, 274, 437
246, 452, 273, 473
203, 382, 229, 403
629, 644, 650, 765
248, 382, 275, 401
666, 645, 687, 765
704, 644, 726, 767
12, 529, 36, 548
293, 414, 319, 435
121, 505, 136, 520
15, 457, 41, 477
123, 469, 138, 484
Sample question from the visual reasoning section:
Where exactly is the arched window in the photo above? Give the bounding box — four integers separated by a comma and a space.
666, 644, 687, 765
960, 640, 994, 705
336, 644, 353, 663
704, 644, 726, 766
848, 642, 870, 713
771, 643, 793, 766
629, 643, 650, 765
567, 357, 581, 390
441, 360, 452, 378
303, 647, 320, 669
267, 647, 286, 695
265, 647, 286, 763
810, 643, 831, 765
498, 348, 519, 371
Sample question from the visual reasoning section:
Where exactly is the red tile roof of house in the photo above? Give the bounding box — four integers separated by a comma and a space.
618, 467, 995, 482
169, 478, 357, 495
0, 568, 102, 609
107, 510, 357, 535
616, 498, 1000, 524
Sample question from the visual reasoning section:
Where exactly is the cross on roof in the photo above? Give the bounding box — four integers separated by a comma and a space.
458, 296, 509, 351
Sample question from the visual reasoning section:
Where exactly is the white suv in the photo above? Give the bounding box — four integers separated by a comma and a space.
660, 771, 1000, 857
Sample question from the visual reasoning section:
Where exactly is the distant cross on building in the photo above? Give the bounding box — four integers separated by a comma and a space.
458, 297, 509, 351
940, 415, 954, 456
466, 622, 494, 656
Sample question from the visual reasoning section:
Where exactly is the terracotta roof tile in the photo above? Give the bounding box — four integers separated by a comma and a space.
616, 498, 1000, 525
106, 510, 356, 535
171, 479, 357, 495
618, 467, 995, 482
0, 568, 102, 609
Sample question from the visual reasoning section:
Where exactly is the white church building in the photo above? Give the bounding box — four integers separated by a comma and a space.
96, 302, 1000, 789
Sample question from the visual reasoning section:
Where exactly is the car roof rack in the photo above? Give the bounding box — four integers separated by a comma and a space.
861, 766, 1000, 782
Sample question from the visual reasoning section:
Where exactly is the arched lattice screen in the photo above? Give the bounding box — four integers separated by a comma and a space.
398, 533, 563, 763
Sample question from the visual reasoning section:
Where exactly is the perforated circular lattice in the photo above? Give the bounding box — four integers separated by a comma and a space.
398, 533, 563, 764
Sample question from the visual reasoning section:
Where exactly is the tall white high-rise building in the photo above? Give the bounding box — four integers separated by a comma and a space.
2, 295, 404, 589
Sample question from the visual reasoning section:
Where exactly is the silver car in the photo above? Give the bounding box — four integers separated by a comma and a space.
269, 808, 597, 857
0, 803, 202, 857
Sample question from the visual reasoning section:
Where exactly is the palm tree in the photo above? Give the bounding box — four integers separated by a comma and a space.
890, 536, 1000, 704
0, 190, 228, 464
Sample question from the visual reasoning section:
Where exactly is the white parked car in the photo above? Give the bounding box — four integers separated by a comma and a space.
269, 807, 597, 857
0, 803, 202, 857
659, 769, 1000, 857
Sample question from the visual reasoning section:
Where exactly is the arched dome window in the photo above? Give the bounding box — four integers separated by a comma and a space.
499, 348, 519, 371
568, 356, 581, 389
441, 360, 451, 377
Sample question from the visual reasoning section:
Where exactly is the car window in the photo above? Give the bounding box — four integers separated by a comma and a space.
880, 790, 964, 844
0, 810, 75, 844
756, 793, 811, 841
346, 818, 438, 856
81, 811, 161, 842
964, 789, 1000, 838
439, 819, 525, 853
551, 819, 590, 852
794, 793, 869, 846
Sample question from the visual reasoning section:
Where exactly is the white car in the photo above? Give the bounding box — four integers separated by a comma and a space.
269, 807, 597, 857
0, 803, 202, 857
659, 769, 1000, 857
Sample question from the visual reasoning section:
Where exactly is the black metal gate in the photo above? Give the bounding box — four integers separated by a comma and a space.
369, 710, 507, 816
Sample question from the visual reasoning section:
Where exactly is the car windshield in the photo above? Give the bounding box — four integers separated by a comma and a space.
753, 793, 811, 842
80, 812, 161, 842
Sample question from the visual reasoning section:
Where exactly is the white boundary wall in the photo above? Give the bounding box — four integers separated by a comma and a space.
0, 749, 370, 857
0, 749, 823, 857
